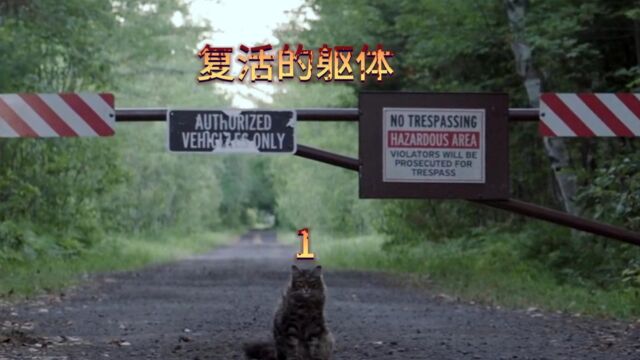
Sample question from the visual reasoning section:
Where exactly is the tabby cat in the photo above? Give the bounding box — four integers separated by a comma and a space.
244, 265, 334, 360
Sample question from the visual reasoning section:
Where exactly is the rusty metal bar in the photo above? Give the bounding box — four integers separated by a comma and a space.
116, 108, 540, 122
296, 108, 360, 121
476, 199, 640, 246
294, 144, 360, 171
116, 108, 360, 122
289, 145, 640, 245
508, 108, 539, 122
116, 108, 166, 122
291, 143, 640, 245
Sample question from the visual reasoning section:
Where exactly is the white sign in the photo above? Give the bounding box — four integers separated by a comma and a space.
383, 107, 485, 183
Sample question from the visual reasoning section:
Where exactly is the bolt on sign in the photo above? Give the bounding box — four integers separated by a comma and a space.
167, 109, 296, 154
359, 92, 509, 199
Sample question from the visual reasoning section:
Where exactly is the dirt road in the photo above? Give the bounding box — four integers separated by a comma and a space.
1, 230, 638, 359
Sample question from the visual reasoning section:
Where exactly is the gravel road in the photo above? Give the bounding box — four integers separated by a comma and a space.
1, 230, 638, 359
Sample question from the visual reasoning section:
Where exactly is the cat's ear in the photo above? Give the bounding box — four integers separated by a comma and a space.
291, 265, 301, 274
312, 265, 322, 275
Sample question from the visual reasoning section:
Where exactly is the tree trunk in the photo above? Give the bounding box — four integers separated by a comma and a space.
504, 0, 578, 215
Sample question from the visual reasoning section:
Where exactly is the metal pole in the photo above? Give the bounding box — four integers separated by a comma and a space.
476, 199, 640, 246
296, 108, 359, 121
295, 144, 359, 171
116, 108, 539, 122
116, 108, 166, 122
116, 108, 360, 122
508, 108, 539, 122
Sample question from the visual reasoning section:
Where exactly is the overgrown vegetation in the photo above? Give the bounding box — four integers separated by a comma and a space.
0, 1, 266, 296
270, 0, 640, 318
0, 231, 232, 297
296, 229, 640, 319
0, 0, 639, 318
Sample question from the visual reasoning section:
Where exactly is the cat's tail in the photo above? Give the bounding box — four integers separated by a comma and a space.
243, 341, 277, 360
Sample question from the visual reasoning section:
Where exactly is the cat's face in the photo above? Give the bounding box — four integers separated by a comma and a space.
290, 265, 324, 299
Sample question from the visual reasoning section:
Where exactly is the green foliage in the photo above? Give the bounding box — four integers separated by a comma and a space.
0, 231, 233, 297
105, 123, 223, 233
576, 151, 640, 231
0, 0, 240, 269
0, 0, 115, 92
524, 0, 639, 91
264, 83, 381, 234
272, 0, 640, 294
515, 142, 640, 288
0, 1, 124, 257
272, 0, 550, 243
377, 200, 495, 244
217, 156, 276, 228
313, 232, 640, 319
0, 0, 639, 313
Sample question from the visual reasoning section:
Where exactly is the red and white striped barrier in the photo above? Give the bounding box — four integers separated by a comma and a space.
0, 93, 115, 138
540, 93, 640, 137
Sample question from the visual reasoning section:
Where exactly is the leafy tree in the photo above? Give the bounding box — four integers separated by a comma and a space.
0, 0, 231, 262
272, 0, 640, 287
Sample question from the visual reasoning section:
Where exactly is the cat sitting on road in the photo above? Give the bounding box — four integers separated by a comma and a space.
244, 265, 334, 360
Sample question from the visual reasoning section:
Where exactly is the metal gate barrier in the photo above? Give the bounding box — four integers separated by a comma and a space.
116, 106, 640, 246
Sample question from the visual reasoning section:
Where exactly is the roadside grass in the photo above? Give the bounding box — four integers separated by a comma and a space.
286, 231, 640, 319
0, 230, 235, 298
